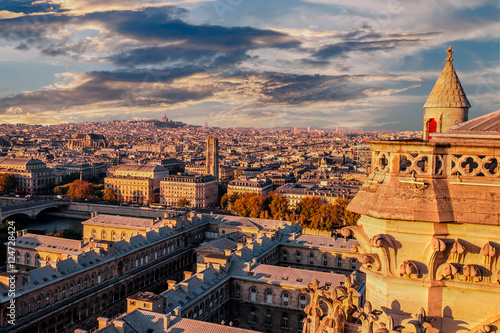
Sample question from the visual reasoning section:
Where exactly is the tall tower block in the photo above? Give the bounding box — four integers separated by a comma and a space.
206, 136, 219, 180
423, 47, 470, 140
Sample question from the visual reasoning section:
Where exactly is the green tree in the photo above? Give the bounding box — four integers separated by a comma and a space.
177, 197, 191, 208
103, 187, 117, 202
67, 180, 95, 201
0, 173, 16, 194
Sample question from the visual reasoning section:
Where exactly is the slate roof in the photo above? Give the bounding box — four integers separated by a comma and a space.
96, 310, 258, 333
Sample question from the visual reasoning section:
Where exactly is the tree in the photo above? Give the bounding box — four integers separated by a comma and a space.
220, 193, 229, 208
297, 196, 324, 227
177, 197, 191, 208
146, 196, 156, 205
67, 180, 94, 201
267, 192, 289, 220
103, 187, 117, 202
0, 173, 16, 194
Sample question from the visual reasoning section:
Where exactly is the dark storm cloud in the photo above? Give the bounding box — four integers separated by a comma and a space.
312, 27, 440, 60
108, 46, 251, 68
0, 0, 64, 14
0, 5, 298, 66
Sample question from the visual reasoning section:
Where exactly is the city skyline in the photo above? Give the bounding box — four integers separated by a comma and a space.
0, 0, 498, 130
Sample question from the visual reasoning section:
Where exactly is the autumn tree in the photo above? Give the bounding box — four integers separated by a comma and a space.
267, 192, 289, 220
0, 174, 16, 194
103, 187, 117, 202
67, 180, 95, 201
232, 193, 265, 218
296, 196, 324, 227
177, 197, 191, 208
146, 196, 156, 205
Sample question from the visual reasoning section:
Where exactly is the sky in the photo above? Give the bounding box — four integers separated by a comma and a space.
0, 0, 498, 130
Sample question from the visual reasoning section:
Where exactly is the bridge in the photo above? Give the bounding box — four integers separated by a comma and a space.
0, 200, 65, 221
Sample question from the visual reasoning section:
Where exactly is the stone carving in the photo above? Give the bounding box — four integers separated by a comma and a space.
341, 226, 370, 252
481, 242, 496, 265
399, 153, 431, 175
401, 308, 439, 333
374, 316, 404, 333
423, 238, 446, 280
450, 154, 500, 178
449, 239, 465, 263
374, 151, 390, 173
369, 234, 397, 276
436, 262, 459, 280
302, 279, 326, 333
398, 260, 419, 279
359, 253, 382, 271
459, 264, 482, 283
497, 270, 500, 285
353, 301, 382, 333
302, 277, 360, 333
335, 276, 359, 322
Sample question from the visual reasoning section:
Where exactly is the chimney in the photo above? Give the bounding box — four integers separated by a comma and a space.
163, 315, 171, 330
197, 262, 208, 273
16, 229, 27, 237
236, 243, 244, 250
235, 250, 242, 257
114, 320, 125, 333
74, 330, 88, 333
291, 233, 296, 240
167, 280, 176, 290
184, 271, 193, 280
196, 273, 205, 283
97, 317, 109, 329
224, 249, 232, 256
244, 262, 251, 272
256, 239, 263, 245
213, 263, 221, 273
247, 244, 254, 251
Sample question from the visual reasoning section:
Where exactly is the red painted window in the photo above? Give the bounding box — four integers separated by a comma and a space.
428, 119, 437, 139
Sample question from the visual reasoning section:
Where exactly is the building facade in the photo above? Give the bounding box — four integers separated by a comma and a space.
67, 133, 108, 149
227, 178, 273, 197
0, 158, 62, 193
160, 174, 218, 208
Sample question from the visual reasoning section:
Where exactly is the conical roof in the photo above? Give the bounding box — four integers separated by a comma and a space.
424, 47, 470, 109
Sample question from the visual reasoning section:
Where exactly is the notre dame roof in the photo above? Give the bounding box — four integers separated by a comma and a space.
448, 110, 500, 133
424, 47, 471, 109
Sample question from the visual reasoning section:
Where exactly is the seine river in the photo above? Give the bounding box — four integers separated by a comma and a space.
8, 215, 84, 234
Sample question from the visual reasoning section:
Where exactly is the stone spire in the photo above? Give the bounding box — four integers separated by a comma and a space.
424, 46, 470, 109
423, 46, 470, 140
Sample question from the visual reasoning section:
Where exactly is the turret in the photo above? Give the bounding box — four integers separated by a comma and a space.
423, 47, 470, 140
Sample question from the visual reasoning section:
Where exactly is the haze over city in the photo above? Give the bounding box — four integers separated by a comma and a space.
0, 0, 498, 130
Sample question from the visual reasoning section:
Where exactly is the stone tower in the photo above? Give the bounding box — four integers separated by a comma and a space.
206, 135, 219, 180
345, 48, 500, 332
423, 47, 470, 140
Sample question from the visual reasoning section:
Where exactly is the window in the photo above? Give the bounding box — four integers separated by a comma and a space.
91, 229, 96, 239
337, 256, 342, 268
250, 288, 256, 302
112, 231, 116, 240
266, 310, 272, 324
25, 253, 31, 266
282, 313, 289, 328
250, 308, 256, 323
323, 255, 328, 266
35, 255, 41, 267
54, 289, 58, 302
121, 232, 126, 240
101, 230, 106, 240
309, 253, 314, 265
37, 296, 42, 309
235, 285, 241, 299
266, 290, 272, 304
283, 293, 289, 307
15, 251, 20, 263
351, 258, 357, 270
296, 252, 301, 263
282, 250, 288, 261
300, 295, 306, 309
